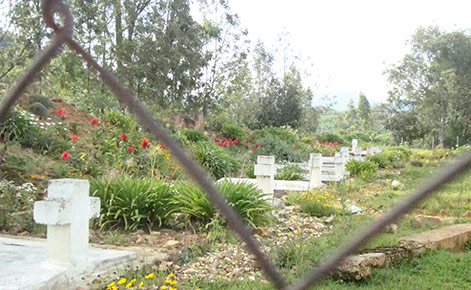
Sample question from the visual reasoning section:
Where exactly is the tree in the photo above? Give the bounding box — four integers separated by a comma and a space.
357, 92, 371, 128
386, 26, 471, 146
344, 98, 359, 129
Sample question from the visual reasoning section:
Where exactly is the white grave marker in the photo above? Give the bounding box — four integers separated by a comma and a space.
33, 179, 100, 272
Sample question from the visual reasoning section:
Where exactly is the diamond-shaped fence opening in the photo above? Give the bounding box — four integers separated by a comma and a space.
1, 1, 471, 289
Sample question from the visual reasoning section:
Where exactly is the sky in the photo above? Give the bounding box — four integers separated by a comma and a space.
228, 0, 471, 105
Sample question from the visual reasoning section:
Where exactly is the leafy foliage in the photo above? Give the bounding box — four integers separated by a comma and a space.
275, 165, 305, 181
345, 159, 378, 177
181, 128, 208, 143
173, 180, 275, 227
221, 122, 246, 141
191, 141, 240, 179
90, 177, 174, 231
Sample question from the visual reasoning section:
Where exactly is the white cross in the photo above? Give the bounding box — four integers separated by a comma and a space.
33, 179, 100, 272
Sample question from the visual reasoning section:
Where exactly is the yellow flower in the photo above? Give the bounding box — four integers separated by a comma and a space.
118, 278, 126, 284
296, 244, 301, 248
130, 279, 136, 283
161, 286, 167, 289
125, 282, 133, 288
145, 273, 155, 279
168, 273, 175, 278
139, 281, 144, 287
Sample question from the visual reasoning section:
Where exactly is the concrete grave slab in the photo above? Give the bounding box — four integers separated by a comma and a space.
0, 235, 136, 290
399, 223, 471, 253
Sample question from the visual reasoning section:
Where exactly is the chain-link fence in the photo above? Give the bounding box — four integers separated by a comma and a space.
1, 1, 471, 289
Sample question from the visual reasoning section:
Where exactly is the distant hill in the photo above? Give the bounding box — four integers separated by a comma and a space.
313, 91, 379, 111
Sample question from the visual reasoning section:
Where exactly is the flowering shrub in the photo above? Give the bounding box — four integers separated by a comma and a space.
191, 141, 240, 179
0, 180, 39, 232
289, 188, 338, 217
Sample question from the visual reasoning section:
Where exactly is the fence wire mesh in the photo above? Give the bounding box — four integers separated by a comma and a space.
1, 1, 471, 289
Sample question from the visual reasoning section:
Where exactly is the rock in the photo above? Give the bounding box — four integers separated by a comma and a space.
386, 223, 398, 233
391, 180, 401, 190
332, 253, 386, 280
324, 215, 335, 224
375, 212, 397, 233
462, 210, 471, 218
151, 251, 169, 265
164, 240, 181, 248
253, 227, 271, 237
273, 198, 285, 209
413, 215, 441, 228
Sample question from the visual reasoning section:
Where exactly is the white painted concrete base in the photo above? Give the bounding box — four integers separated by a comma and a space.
0, 235, 136, 290
222, 178, 321, 193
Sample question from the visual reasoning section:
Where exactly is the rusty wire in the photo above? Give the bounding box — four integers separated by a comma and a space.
1, 1, 471, 289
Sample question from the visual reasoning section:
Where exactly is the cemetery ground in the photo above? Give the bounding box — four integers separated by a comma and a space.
1, 100, 471, 289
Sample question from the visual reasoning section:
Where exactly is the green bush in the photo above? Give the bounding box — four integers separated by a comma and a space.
90, 177, 174, 231
217, 179, 275, 227
221, 122, 246, 141
181, 128, 208, 143
315, 132, 344, 144
191, 141, 240, 179
252, 127, 297, 144
253, 134, 304, 162
103, 109, 139, 131
0, 109, 37, 142
172, 181, 216, 224
174, 180, 275, 227
345, 159, 378, 177
275, 164, 306, 181
27, 94, 53, 108
20, 130, 71, 156
28, 102, 48, 119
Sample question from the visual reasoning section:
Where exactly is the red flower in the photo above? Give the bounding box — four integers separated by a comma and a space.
245, 139, 249, 143
160, 144, 167, 150
223, 140, 228, 146
90, 117, 98, 125
61, 152, 69, 159
321, 144, 325, 148
229, 138, 232, 142
262, 141, 266, 146
329, 143, 334, 148
70, 135, 78, 141
141, 137, 149, 148
234, 139, 239, 144
120, 133, 127, 141
292, 144, 296, 150
127, 146, 135, 152
251, 148, 256, 152
217, 142, 223, 146
335, 141, 339, 146
255, 143, 259, 147
216, 138, 220, 142
56, 108, 65, 117
229, 141, 234, 145
325, 141, 328, 144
